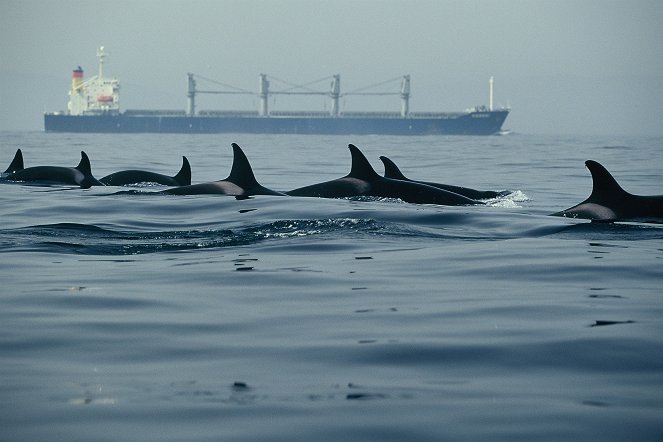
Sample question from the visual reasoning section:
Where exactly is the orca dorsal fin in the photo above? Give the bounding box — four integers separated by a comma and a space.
347, 144, 379, 181
379, 156, 409, 180
586, 160, 630, 202
4, 148, 24, 174
76, 152, 103, 188
75, 151, 93, 175
174, 156, 192, 185
226, 143, 260, 188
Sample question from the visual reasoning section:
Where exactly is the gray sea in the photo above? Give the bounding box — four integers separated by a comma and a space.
1, 131, 662, 441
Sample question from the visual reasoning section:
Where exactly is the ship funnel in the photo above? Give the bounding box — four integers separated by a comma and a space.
68, 66, 86, 115
71, 66, 84, 93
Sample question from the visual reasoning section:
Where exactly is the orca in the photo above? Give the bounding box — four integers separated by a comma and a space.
162, 143, 284, 197
100, 156, 191, 186
286, 144, 482, 206
551, 160, 663, 223
379, 155, 509, 200
2, 151, 104, 188
2, 148, 24, 176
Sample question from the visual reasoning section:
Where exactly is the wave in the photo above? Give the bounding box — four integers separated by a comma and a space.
2, 191, 661, 255
1, 219, 391, 255
4, 211, 662, 256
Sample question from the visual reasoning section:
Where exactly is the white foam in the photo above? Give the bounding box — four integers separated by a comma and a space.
485, 190, 530, 208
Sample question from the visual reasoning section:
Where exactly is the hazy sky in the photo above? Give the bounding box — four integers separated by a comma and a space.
1, 0, 662, 134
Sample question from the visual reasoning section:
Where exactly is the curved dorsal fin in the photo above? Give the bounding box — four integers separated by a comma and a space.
586, 160, 629, 202
4, 148, 24, 174
174, 156, 192, 185
379, 156, 409, 180
347, 144, 379, 181
75, 151, 93, 175
226, 143, 259, 188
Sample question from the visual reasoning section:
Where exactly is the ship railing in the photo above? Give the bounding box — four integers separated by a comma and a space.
81, 109, 121, 116
123, 109, 187, 116
270, 111, 331, 118
409, 112, 465, 119
199, 110, 260, 117
340, 111, 403, 119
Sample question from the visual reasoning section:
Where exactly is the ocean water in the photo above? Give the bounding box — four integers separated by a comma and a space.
1, 131, 662, 441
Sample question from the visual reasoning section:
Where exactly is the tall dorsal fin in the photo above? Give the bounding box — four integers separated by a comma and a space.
75, 151, 93, 175
379, 156, 409, 180
226, 143, 259, 188
4, 148, 24, 174
174, 156, 192, 185
76, 151, 103, 188
586, 160, 630, 202
347, 144, 379, 181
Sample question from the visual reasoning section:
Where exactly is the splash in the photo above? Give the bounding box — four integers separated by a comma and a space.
485, 190, 529, 208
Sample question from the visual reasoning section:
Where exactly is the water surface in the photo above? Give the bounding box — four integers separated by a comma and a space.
1, 132, 662, 441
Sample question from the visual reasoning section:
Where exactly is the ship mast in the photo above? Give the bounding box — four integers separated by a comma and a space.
97, 46, 107, 79
330, 75, 341, 117
259, 74, 269, 117
400, 75, 410, 117
187, 73, 196, 116
489, 76, 494, 111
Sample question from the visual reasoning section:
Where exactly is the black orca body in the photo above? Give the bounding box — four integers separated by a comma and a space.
2, 151, 103, 188
163, 143, 284, 197
551, 160, 663, 223
2, 149, 24, 176
379, 155, 509, 200
287, 144, 482, 206
100, 156, 191, 186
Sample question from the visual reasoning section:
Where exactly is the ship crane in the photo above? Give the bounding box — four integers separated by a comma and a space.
186, 73, 254, 116
186, 73, 410, 117
343, 75, 410, 117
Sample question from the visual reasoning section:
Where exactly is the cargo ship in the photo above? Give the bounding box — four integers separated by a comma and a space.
44, 47, 510, 135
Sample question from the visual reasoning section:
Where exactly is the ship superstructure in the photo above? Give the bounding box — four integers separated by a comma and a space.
67, 46, 119, 116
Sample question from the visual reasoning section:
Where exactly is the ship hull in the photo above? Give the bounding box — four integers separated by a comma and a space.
44, 110, 509, 135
